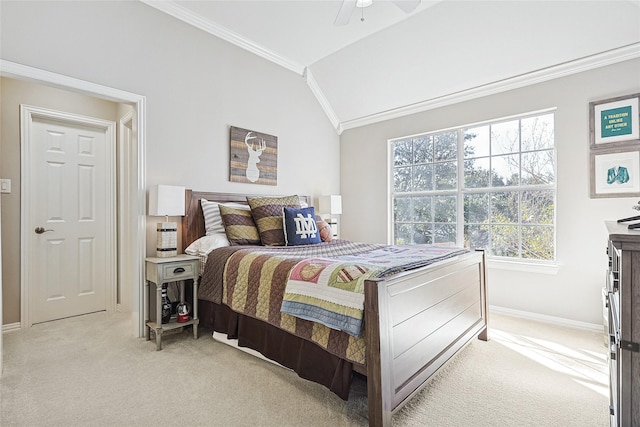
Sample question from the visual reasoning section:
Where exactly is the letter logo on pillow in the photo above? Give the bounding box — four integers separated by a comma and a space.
293, 213, 318, 240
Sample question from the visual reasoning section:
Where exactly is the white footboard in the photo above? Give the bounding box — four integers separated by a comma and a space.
364, 250, 488, 426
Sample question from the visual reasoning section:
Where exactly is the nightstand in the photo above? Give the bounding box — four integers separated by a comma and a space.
145, 255, 200, 350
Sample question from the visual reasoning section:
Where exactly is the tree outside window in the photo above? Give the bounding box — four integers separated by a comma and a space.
391, 112, 555, 261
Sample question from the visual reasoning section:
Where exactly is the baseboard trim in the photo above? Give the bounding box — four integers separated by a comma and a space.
489, 305, 602, 332
2, 322, 21, 333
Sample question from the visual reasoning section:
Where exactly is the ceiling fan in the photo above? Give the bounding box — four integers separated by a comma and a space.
334, 0, 422, 25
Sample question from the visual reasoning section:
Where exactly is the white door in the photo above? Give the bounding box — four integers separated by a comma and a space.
21, 105, 116, 325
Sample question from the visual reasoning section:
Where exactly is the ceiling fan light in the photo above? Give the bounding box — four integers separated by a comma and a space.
356, 0, 373, 8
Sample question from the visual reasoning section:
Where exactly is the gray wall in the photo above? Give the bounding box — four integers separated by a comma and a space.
340, 58, 640, 325
0, 1, 340, 325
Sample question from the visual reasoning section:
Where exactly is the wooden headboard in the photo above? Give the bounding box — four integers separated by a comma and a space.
182, 190, 311, 252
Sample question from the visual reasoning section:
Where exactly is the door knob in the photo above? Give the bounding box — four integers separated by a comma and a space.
35, 227, 54, 234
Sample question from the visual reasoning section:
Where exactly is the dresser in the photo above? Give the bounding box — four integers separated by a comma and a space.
605, 221, 640, 427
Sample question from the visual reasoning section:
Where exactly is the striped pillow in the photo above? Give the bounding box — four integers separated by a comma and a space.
201, 199, 248, 236
247, 195, 300, 246
219, 204, 261, 245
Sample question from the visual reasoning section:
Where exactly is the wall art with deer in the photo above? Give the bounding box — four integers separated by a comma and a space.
229, 126, 277, 186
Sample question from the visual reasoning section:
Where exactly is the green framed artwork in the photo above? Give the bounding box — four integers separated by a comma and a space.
590, 93, 640, 149
590, 146, 640, 198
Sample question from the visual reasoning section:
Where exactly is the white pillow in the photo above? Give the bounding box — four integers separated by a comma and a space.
201, 199, 248, 235
185, 233, 230, 256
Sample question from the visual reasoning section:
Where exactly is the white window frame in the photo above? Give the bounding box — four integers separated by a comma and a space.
389, 108, 557, 267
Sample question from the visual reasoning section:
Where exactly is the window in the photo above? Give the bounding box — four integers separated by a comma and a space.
391, 111, 555, 261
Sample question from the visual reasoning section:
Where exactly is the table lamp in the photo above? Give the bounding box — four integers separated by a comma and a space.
149, 185, 185, 257
319, 195, 342, 239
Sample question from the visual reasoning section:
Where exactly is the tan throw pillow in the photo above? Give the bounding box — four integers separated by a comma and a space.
219, 204, 261, 245
247, 195, 300, 246
316, 217, 333, 242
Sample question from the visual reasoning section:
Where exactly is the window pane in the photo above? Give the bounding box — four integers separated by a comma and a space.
491, 120, 520, 155
394, 167, 411, 192
492, 154, 519, 186
522, 190, 554, 224
434, 195, 456, 222
522, 114, 554, 151
435, 161, 457, 190
491, 225, 519, 257
521, 150, 554, 185
394, 139, 412, 166
412, 196, 431, 222
491, 191, 519, 223
434, 132, 457, 161
413, 136, 433, 164
522, 226, 554, 260
394, 197, 411, 222
464, 193, 489, 223
395, 223, 412, 245
413, 223, 433, 244
434, 224, 456, 244
465, 224, 489, 249
465, 157, 490, 188
464, 126, 490, 158
412, 164, 433, 191
391, 112, 555, 262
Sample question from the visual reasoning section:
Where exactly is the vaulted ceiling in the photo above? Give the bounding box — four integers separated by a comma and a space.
143, 0, 640, 133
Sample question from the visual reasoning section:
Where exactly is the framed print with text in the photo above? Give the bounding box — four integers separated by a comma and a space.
590, 93, 640, 149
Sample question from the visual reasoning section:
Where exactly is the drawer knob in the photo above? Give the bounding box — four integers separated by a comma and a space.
173, 267, 186, 274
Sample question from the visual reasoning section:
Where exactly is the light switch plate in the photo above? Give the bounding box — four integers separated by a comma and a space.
1, 179, 11, 193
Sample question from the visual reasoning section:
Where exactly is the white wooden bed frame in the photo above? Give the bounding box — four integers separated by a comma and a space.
183, 190, 488, 426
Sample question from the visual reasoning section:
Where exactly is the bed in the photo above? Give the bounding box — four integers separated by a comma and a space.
182, 190, 488, 426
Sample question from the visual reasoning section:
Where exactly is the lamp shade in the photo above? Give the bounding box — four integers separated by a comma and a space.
149, 185, 185, 217
319, 195, 342, 215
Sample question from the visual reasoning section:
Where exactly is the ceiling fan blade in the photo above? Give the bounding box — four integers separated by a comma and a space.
392, 0, 421, 13
334, 0, 357, 26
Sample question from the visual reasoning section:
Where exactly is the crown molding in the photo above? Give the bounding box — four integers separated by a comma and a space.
137, 2, 640, 135
340, 42, 640, 131
303, 68, 342, 134
140, 0, 305, 76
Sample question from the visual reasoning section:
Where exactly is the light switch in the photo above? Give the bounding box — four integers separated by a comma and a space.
1, 179, 11, 194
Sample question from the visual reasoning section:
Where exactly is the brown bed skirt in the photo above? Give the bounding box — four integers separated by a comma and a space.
199, 299, 355, 400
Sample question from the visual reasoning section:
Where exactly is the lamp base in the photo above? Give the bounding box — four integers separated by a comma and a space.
324, 217, 339, 239
156, 222, 177, 258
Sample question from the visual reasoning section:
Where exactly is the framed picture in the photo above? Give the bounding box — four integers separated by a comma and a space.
229, 126, 277, 186
590, 93, 640, 148
590, 147, 640, 198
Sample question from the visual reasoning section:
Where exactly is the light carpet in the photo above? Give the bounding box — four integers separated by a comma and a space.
0, 312, 609, 426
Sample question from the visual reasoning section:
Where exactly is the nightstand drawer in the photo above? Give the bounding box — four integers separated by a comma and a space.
162, 262, 196, 280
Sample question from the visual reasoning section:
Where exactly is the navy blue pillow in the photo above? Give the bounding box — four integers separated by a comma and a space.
283, 206, 321, 246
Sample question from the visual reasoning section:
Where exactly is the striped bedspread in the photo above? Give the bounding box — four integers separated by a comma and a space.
200, 240, 468, 365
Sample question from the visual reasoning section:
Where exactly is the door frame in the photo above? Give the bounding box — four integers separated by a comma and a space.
20, 105, 117, 325
1, 59, 147, 337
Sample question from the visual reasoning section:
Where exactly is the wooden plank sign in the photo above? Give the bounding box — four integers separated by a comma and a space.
229, 126, 277, 186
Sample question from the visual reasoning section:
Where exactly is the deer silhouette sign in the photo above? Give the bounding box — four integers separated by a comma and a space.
244, 131, 266, 182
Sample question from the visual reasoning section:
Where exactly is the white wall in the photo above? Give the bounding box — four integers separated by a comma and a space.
312, 0, 640, 124
340, 58, 640, 325
0, 1, 340, 324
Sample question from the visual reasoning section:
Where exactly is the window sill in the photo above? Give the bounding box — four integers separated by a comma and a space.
487, 258, 559, 275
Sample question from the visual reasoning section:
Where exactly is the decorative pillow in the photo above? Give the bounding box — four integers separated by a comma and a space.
219, 204, 261, 245
185, 233, 230, 256
283, 207, 321, 246
247, 195, 300, 246
316, 216, 333, 242
201, 199, 247, 236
